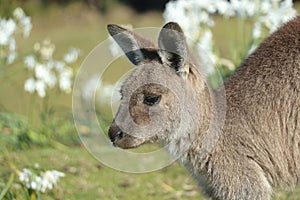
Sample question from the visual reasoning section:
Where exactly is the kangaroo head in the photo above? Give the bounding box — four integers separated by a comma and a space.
107, 23, 207, 149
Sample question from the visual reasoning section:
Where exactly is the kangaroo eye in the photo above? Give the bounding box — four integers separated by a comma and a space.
143, 95, 161, 106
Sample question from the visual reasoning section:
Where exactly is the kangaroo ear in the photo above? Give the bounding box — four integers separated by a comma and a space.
107, 24, 155, 65
158, 22, 188, 75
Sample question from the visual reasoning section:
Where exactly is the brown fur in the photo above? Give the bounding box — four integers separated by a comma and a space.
107, 16, 300, 199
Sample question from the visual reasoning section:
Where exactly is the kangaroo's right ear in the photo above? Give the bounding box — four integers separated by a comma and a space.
107, 24, 155, 65
158, 22, 188, 77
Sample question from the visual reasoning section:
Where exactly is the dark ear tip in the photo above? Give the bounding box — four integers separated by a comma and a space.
162, 22, 183, 33
107, 24, 114, 30
107, 24, 126, 36
107, 24, 116, 36
164, 22, 179, 26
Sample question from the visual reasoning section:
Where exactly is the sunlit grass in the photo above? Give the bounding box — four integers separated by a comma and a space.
1, 147, 204, 200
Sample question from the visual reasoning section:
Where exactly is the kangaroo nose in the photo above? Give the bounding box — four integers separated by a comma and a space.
108, 123, 124, 145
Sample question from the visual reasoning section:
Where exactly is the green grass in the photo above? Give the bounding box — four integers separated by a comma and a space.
2, 147, 300, 200
1, 147, 204, 200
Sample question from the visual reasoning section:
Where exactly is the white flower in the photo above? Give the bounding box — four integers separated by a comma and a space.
24, 78, 36, 93
252, 23, 262, 39
164, 0, 201, 39
0, 7, 79, 96
34, 63, 56, 87
52, 170, 65, 177
59, 68, 73, 93
24, 55, 36, 69
35, 80, 46, 98
19, 168, 32, 182
46, 72, 57, 88
199, 30, 213, 53
197, 29, 217, 74
8, 37, 16, 51
163, 0, 297, 73
7, 51, 17, 64
63, 48, 80, 64
40, 40, 55, 60
19, 167, 65, 193
20, 16, 32, 38
39, 170, 65, 192
4, 19, 17, 37
0, 29, 9, 45
261, 1, 272, 13
215, 0, 234, 16
54, 61, 65, 71
13, 7, 26, 20
25, 61, 64, 97
34, 163, 40, 169
0, 19, 16, 46
34, 176, 43, 191
23, 45, 78, 97
231, 0, 256, 18
198, 11, 212, 26
31, 181, 37, 190
258, 5, 296, 34
0, 8, 32, 65
248, 44, 257, 55
35, 63, 48, 79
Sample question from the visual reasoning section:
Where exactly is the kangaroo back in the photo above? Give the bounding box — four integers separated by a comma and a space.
222, 15, 300, 188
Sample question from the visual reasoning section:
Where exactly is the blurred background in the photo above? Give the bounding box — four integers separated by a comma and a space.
0, 0, 300, 199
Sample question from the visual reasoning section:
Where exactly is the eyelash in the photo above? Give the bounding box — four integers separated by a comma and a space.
143, 95, 162, 106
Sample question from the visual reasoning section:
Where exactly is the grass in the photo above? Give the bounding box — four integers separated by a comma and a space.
1, 147, 203, 200
1, 1, 300, 200
2, 147, 300, 200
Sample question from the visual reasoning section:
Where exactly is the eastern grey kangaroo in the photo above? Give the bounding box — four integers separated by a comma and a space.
107, 16, 300, 200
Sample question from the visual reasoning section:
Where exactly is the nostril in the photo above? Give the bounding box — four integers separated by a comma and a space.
108, 127, 124, 144
116, 130, 124, 139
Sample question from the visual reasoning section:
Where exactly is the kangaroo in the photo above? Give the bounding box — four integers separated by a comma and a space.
107, 16, 300, 200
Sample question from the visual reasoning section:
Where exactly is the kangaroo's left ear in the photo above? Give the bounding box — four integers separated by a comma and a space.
158, 22, 188, 76
107, 24, 156, 65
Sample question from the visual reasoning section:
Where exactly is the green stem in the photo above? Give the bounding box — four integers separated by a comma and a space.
0, 173, 15, 200
40, 94, 49, 135
49, 138, 71, 152
28, 93, 36, 126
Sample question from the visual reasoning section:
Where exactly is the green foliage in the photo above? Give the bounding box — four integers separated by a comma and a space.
0, 174, 15, 200
0, 0, 18, 18
0, 111, 78, 151
47, 113, 79, 145
0, 112, 33, 150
